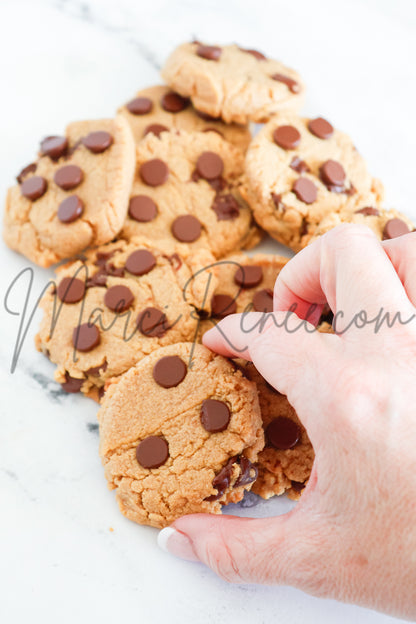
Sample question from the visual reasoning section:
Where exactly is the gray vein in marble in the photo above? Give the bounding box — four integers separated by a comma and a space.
87, 422, 99, 433
0, 468, 37, 502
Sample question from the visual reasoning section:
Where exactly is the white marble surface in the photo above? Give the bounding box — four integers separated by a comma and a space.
1, 1, 415, 622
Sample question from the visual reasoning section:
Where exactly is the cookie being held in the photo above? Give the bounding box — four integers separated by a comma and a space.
162, 42, 304, 124
241, 362, 314, 501
118, 84, 251, 153
309, 206, 414, 244
121, 130, 261, 256
243, 114, 384, 251
4, 117, 135, 267
98, 342, 264, 528
35, 238, 218, 399
196, 252, 289, 340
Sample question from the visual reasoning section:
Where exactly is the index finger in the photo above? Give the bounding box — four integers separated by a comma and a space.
274, 224, 414, 334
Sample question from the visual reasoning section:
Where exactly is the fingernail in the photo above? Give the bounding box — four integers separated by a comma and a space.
157, 527, 199, 561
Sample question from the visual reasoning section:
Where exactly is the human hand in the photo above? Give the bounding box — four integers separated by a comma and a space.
158, 225, 416, 621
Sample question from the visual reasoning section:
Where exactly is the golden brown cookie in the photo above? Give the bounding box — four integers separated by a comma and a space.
308, 206, 414, 244
241, 362, 313, 501
98, 342, 264, 528
35, 238, 217, 398
162, 42, 304, 124
4, 117, 135, 267
121, 130, 261, 256
196, 252, 289, 340
243, 114, 384, 251
118, 84, 251, 153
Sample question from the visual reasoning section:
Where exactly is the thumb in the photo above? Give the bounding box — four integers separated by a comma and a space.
157, 498, 330, 590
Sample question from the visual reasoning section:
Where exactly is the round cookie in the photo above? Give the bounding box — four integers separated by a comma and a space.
35, 238, 218, 398
121, 130, 261, 257
196, 252, 289, 340
4, 116, 135, 267
162, 42, 304, 124
308, 206, 414, 244
242, 114, 384, 251
240, 362, 313, 501
118, 85, 251, 153
98, 342, 264, 528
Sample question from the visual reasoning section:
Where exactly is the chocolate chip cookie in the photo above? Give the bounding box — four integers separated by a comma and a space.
309, 206, 414, 243
162, 42, 304, 124
98, 342, 264, 528
118, 84, 251, 153
242, 114, 384, 251
4, 117, 135, 267
240, 361, 314, 501
35, 238, 218, 399
196, 252, 289, 340
121, 130, 261, 256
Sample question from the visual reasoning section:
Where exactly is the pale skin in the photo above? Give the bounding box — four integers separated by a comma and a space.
158, 225, 416, 620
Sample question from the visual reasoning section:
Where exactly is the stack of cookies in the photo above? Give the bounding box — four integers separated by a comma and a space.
3, 41, 413, 529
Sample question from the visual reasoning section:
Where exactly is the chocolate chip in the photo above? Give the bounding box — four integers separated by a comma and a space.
54, 165, 84, 190
211, 194, 240, 221
196, 151, 224, 180
104, 285, 134, 312
171, 215, 202, 242
211, 294, 237, 318
136, 307, 168, 337
200, 399, 231, 433
308, 117, 334, 140
82, 131, 113, 154
290, 156, 310, 174
86, 361, 107, 376
105, 263, 124, 278
383, 218, 410, 240
271, 73, 299, 93
161, 91, 189, 112
94, 251, 116, 267
234, 265, 263, 288
57, 195, 84, 223
292, 177, 317, 204
273, 125, 301, 150
143, 123, 169, 138
20, 176, 47, 201
16, 163, 37, 184
126, 97, 153, 115
136, 436, 169, 469
61, 373, 84, 393
125, 249, 156, 275
72, 323, 100, 352
271, 193, 285, 211
196, 44, 222, 61
128, 195, 158, 222
320, 160, 346, 187
355, 207, 380, 217
152, 355, 187, 388
240, 48, 266, 60
40, 136, 68, 160
86, 269, 107, 288
205, 458, 236, 501
291, 480, 306, 492
140, 159, 169, 186
57, 277, 85, 303
266, 416, 300, 450
253, 288, 273, 313
234, 456, 257, 487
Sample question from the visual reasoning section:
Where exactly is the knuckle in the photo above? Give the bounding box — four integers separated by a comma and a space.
325, 223, 377, 246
